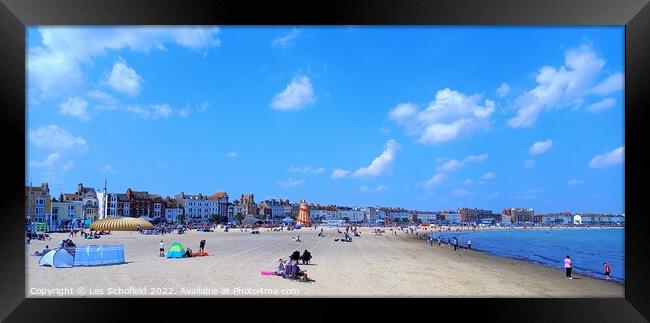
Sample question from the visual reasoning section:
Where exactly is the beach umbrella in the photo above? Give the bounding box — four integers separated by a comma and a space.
166, 241, 186, 258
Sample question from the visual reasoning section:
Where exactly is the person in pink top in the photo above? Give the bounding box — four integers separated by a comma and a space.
564, 255, 573, 279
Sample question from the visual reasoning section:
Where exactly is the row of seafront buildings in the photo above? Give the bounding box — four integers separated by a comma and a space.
25, 182, 625, 228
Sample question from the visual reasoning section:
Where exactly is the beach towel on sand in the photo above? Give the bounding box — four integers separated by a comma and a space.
191, 252, 209, 257
260, 270, 276, 276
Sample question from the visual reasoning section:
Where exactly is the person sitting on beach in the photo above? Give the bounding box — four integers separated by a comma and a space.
293, 262, 311, 281
34, 245, 50, 256
296, 235, 301, 242
184, 248, 193, 258
275, 258, 286, 276
301, 250, 312, 265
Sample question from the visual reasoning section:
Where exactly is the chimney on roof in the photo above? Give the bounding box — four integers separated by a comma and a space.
77, 183, 83, 194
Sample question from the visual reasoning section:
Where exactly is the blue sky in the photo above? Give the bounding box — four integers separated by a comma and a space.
26, 26, 624, 213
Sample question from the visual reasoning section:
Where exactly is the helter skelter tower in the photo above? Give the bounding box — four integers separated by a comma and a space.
296, 199, 311, 226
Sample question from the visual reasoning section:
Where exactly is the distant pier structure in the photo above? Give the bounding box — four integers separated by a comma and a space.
297, 199, 311, 226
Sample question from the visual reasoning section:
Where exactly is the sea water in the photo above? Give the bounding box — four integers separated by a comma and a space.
430, 228, 624, 281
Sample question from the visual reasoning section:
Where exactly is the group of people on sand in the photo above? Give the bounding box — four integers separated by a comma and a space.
563, 255, 612, 281
32, 245, 51, 256
159, 239, 207, 257
59, 239, 76, 248
26, 231, 51, 244
275, 250, 314, 282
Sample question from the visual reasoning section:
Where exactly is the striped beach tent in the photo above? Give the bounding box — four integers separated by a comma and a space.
166, 241, 185, 258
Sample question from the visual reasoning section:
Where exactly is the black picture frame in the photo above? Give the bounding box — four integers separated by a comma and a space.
1, 0, 648, 321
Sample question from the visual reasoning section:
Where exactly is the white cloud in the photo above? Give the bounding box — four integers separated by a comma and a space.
462, 178, 474, 186
524, 159, 535, 169
226, 152, 238, 158
452, 188, 471, 197
29, 152, 61, 168
529, 139, 553, 155
516, 189, 543, 199
29, 125, 87, 151
175, 102, 211, 118
102, 164, 114, 173
277, 178, 305, 188
566, 178, 582, 185
271, 28, 301, 48
330, 141, 399, 179
389, 88, 495, 144
60, 160, 75, 172
350, 140, 399, 177
197, 101, 211, 112
87, 89, 117, 108
28, 27, 220, 98
270, 75, 315, 111
487, 191, 500, 199
360, 185, 388, 193
481, 172, 496, 180
288, 166, 325, 174
58, 96, 89, 121
331, 169, 350, 179
423, 173, 446, 188
106, 58, 142, 96
496, 83, 511, 97
125, 104, 173, 119
463, 154, 489, 163
436, 153, 488, 173
437, 159, 463, 173
157, 162, 170, 169
508, 45, 622, 128
589, 146, 624, 168
178, 105, 191, 118
587, 97, 616, 113
589, 72, 623, 96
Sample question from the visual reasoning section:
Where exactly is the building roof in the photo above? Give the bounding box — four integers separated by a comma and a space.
208, 192, 229, 200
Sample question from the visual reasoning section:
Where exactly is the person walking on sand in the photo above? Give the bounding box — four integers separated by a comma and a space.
159, 241, 165, 257
437, 237, 441, 246
564, 255, 573, 279
604, 262, 611, 280
467, 240, 472, 250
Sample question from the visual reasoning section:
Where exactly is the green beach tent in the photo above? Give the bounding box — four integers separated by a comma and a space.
166, 241, 186, 258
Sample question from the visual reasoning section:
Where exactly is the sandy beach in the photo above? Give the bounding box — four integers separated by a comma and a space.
26, 227, 623, 297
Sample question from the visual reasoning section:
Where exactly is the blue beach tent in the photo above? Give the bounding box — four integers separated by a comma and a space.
73, 245, 125, 266
166, 241, 186, 258
39, 248, 74, 268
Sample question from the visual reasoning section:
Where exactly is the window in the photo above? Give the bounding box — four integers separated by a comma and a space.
68, 205, 74, 211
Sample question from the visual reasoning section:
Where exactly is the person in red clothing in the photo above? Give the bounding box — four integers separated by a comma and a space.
603, 262, 611, 280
